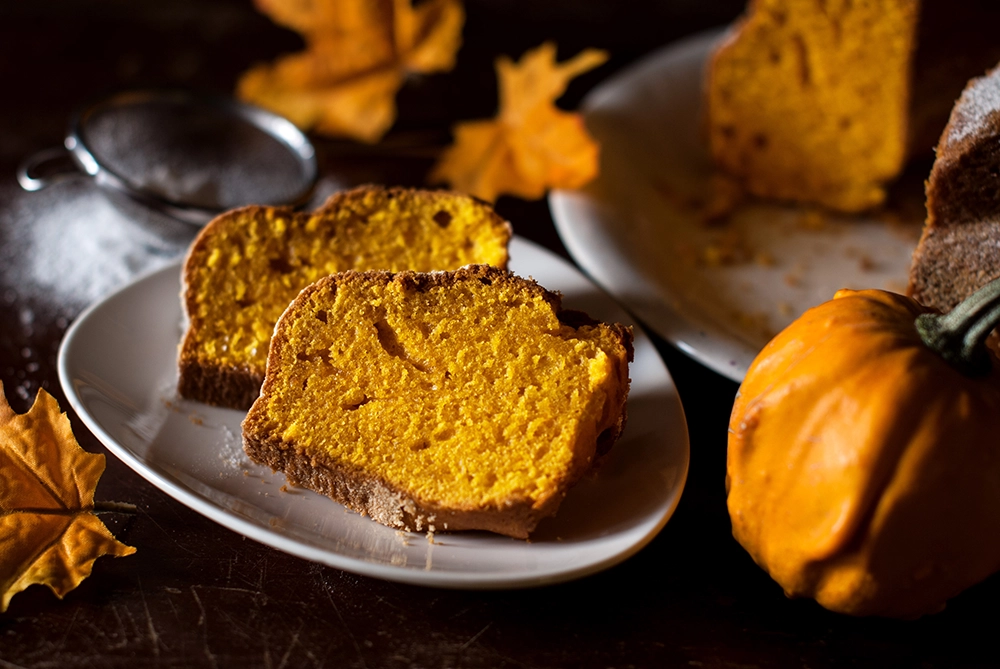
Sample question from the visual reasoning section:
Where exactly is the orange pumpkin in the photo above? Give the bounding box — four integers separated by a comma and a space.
727, 281, 1000, 618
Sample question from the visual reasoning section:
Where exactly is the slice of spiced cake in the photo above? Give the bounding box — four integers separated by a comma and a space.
179, 185, 512, 410
241, 265, 633, 539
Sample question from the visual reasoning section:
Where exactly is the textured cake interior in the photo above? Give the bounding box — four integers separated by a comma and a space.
242, 267, 632, 536
180, 187, 510, 407
706, 0, 919, 212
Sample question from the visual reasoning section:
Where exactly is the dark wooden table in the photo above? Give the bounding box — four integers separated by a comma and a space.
2, 1, 998, 667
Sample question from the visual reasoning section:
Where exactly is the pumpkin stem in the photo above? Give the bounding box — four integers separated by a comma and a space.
915, 277, 1000, 377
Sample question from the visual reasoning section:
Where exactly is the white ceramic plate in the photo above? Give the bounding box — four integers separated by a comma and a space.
58, 236, 689, 589
550, 30, 923, 381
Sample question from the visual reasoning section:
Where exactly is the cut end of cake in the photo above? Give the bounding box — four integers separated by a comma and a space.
909, 63, 1000, 313
241, 265, 633, 539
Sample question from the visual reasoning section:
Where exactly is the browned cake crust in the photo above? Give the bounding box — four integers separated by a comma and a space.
908, 64, 1000, 313
242, 427, 564, 538
178, 185, 512, 410
177, 359, 263, 413
241, 265, 633, 539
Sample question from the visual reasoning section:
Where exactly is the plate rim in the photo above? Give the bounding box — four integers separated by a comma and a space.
551, 26, 922, 383
57, 235, 690, 589
549, 28, 755, 382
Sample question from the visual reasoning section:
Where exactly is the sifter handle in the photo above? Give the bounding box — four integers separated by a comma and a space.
16, 147, 80, 191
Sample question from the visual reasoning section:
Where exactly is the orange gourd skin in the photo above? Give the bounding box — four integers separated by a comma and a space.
727, 288, 1000, 618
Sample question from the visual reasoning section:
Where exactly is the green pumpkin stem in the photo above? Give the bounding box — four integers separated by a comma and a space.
915, 277, 1000, 377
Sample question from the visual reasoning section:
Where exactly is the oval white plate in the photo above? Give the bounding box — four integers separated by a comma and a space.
550, 30, 922, 381
58, 236, 689, 589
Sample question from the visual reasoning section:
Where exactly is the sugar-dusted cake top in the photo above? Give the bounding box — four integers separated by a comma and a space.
946, 65, 1000, 145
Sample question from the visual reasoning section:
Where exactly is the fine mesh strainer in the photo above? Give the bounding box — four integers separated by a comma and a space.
18, 88, 318, 226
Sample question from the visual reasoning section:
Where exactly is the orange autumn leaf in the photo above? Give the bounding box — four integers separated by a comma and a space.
237, 0, 464, 143
430, 42, 608, 202
0, 386, 135, 612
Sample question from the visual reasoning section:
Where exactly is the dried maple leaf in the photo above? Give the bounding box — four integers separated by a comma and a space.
237, 0, 464, 143
0, 386, 135, 612
429, 41, 608, 202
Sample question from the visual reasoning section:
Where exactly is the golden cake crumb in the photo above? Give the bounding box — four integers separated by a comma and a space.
706, 0, 919, 212
179, 185, 512, 410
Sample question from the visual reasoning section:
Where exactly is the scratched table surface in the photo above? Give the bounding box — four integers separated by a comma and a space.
2, 1, 1000, 668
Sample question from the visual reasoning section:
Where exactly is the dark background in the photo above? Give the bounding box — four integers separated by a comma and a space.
1, 1, 998, 667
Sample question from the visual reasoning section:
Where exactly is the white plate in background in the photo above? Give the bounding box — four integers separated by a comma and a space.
58, 236, 689, 589
550, 30, 922, 381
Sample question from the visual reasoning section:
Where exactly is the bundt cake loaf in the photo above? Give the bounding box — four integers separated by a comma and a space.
706, 0, 920, 213
241, 265, 633, 539
179, 186, 512, 410
908, 63, 1000, 313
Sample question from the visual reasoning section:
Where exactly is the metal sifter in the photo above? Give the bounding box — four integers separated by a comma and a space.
17, 88, 318, 227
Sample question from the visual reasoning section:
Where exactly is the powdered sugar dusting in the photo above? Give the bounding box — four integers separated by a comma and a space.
0, 179, 192, 312
948, 67, 1000, 145
217, 422, 253, 469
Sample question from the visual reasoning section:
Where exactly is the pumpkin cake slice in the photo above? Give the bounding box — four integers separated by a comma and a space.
705, 0, 920, 212
241, 265, 633, 539
908, 62, 1000, 313
179, 185, 512, 410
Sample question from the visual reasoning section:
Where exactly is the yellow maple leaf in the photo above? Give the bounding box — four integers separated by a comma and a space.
237, 0, 464, 143
0, 386, 135, 612
429, 42, 608, 202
